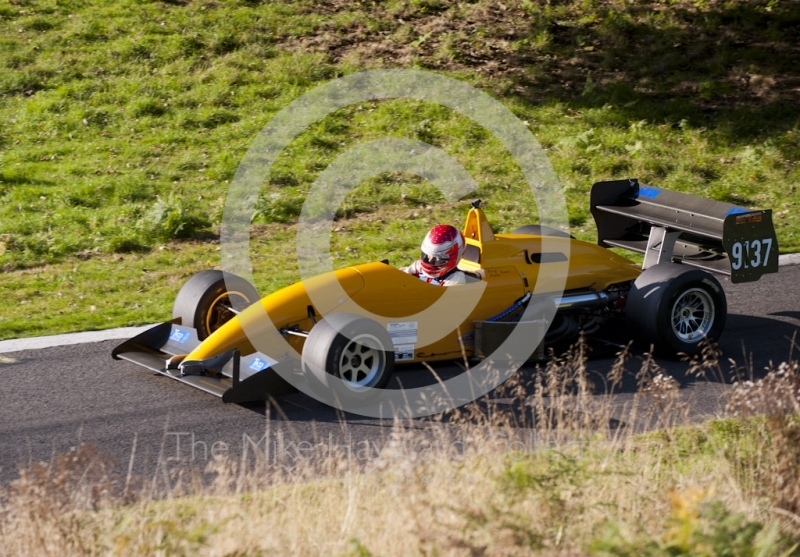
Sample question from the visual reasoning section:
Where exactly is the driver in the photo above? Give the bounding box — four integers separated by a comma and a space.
402, 224, 471, 286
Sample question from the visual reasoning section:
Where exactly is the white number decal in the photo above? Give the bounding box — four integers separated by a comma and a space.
731, 242, 742, 270
750, 240, 761, 268
762, 238, 772, 264
731, 239, 772, 270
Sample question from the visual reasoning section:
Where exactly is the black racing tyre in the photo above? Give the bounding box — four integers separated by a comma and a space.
301, 313, 394, 405
172, 270, 260, 341
626, 263, 727, 357
512, 224, 574, 239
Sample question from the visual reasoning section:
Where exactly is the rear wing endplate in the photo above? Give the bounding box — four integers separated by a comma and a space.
590, 178, 779, 283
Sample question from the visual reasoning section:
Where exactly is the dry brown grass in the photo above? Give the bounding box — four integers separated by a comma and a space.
2, 342, 800, 556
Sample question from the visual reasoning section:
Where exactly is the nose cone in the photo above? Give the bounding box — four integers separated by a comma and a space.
182, 267, 366, 363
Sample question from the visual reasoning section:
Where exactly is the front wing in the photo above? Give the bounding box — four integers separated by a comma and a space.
111, 320, 296, 403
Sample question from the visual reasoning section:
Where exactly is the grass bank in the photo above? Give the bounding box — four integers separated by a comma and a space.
1, 0, 799, 338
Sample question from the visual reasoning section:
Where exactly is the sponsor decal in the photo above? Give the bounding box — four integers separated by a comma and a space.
735, 213, 763, 225
388, 322, 418, 346
169, 328, 191, 344
394, 345, 415, 362
249, 357, 269, 372
487, 268, 513, 278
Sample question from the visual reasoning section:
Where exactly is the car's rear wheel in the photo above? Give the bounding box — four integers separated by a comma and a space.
626, 263, 726, 356
172, 270, 259, 340
302, 313, 394, 405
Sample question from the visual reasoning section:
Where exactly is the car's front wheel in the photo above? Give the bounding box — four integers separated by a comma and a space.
626, 263, 727, 356
302, 313, 394, 405
172, 270, 259, 341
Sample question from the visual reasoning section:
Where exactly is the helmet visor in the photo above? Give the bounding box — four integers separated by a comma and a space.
420, 252, 449, 267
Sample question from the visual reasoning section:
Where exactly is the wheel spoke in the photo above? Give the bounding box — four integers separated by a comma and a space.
671, 287, 715, 343
335, 336, 385, 388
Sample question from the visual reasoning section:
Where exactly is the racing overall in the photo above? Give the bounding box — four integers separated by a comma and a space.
401, 260, 468, 286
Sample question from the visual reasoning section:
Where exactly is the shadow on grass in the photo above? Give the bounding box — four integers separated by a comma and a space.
505, 0, 800, 145
0, 173, 55, 187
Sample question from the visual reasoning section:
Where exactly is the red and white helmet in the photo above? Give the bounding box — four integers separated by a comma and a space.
419, 224, 466, 278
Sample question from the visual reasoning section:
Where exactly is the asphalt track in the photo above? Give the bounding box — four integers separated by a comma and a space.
0, 262, 798, 485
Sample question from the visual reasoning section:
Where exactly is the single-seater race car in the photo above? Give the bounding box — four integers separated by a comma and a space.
113, 178, 779, 404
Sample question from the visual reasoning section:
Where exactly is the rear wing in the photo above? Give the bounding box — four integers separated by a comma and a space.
590, 178, 779, 283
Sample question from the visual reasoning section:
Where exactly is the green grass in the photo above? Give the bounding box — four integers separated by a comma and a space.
1, 0, 799, 338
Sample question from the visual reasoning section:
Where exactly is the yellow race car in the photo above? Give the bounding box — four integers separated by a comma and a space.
113, 179, 779, 405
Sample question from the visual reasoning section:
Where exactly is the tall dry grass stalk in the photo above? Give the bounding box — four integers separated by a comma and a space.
2, 340, 799, 556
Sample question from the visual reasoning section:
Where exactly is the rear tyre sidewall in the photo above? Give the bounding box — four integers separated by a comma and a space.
627, 264, 726, 357
302, 313, 394, 406
172, 270, 259, 340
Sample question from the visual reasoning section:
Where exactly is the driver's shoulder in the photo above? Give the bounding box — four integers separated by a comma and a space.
444, 269, 482, 286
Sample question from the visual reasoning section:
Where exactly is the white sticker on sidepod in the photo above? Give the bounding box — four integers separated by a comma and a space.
394, 344, 415, 362
458, 331, 475, 347
387, 322, 418, 345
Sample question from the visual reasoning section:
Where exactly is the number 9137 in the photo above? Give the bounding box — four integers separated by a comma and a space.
730, 238, 772, 270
